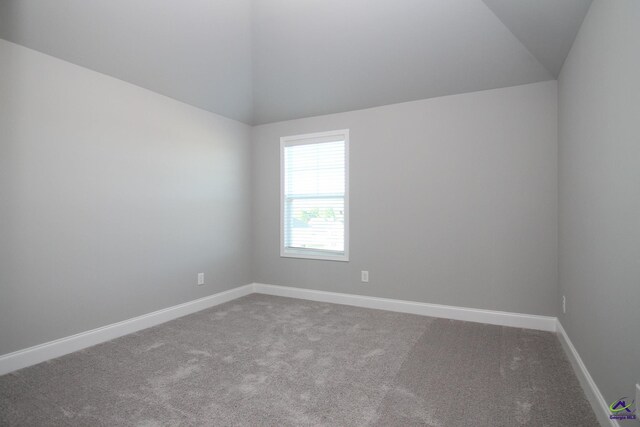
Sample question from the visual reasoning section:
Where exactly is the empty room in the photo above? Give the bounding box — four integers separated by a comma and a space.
0, 0, 638, 426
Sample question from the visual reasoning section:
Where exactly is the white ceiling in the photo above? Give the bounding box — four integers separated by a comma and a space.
481, 0, 593, 76
0, 0, 591, 125
0, 0, 253, 123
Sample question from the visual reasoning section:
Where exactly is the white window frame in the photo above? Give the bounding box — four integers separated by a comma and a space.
280, 129, 350, 262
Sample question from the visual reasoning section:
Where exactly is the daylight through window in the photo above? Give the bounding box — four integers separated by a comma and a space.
281, 130, 349, 261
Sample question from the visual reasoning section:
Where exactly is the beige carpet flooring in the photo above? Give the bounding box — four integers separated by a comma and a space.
0, 294, 599, 426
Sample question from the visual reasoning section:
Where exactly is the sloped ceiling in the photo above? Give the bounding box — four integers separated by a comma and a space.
0, 0, 592, 125
0, 0, 254, 123
481, 0, 592, 77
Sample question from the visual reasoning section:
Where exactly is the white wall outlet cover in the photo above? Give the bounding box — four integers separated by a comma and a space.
197, 273, 204, 285
361, 271, 369, 283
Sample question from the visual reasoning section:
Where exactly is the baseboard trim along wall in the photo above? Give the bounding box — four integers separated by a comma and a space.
6, 276, 609, 427
556, 320, 618, 427
0, 284, 254, 376
0, 282, 559, 375
252, 283, 557, 332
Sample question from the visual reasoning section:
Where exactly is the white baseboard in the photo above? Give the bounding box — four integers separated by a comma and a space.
0, 284, 254, 376
252, 283, 557, 332
0, 282, 563, 378
2, 281, 612, 426
556, 320, 617, 427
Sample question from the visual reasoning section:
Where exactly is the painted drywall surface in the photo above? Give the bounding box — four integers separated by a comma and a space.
251, 0, 553, 125
558, 0, 640, 406
252, 81, 558, 316
0, 0, 253, 123
481, 0, 592, 77
0, 40, 252, 355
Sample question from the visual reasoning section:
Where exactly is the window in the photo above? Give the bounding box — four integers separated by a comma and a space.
281, 129, 349, 261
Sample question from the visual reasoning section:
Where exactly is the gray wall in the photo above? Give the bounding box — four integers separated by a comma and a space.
0, 40, 252, 355
558, 0, 640, 405
252, 81, 558, 316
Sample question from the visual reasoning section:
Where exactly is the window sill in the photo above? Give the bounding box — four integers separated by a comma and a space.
280, 249, 349, 262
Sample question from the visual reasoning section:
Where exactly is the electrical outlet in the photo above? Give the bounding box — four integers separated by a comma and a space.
197, 273, 204, 286
562, 295, 566, 314
361, 270, 369, 283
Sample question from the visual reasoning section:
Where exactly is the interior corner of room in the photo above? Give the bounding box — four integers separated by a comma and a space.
0, 1, 638, 426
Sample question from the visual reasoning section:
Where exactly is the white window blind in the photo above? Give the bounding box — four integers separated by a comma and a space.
281, 130, 349, 261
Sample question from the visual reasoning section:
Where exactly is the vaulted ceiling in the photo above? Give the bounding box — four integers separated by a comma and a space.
0, 0, 592, 125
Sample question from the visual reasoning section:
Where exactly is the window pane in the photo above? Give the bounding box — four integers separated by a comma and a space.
285, 197, 344, 252
282, 134, 347, 258
284, 141, 345, 196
